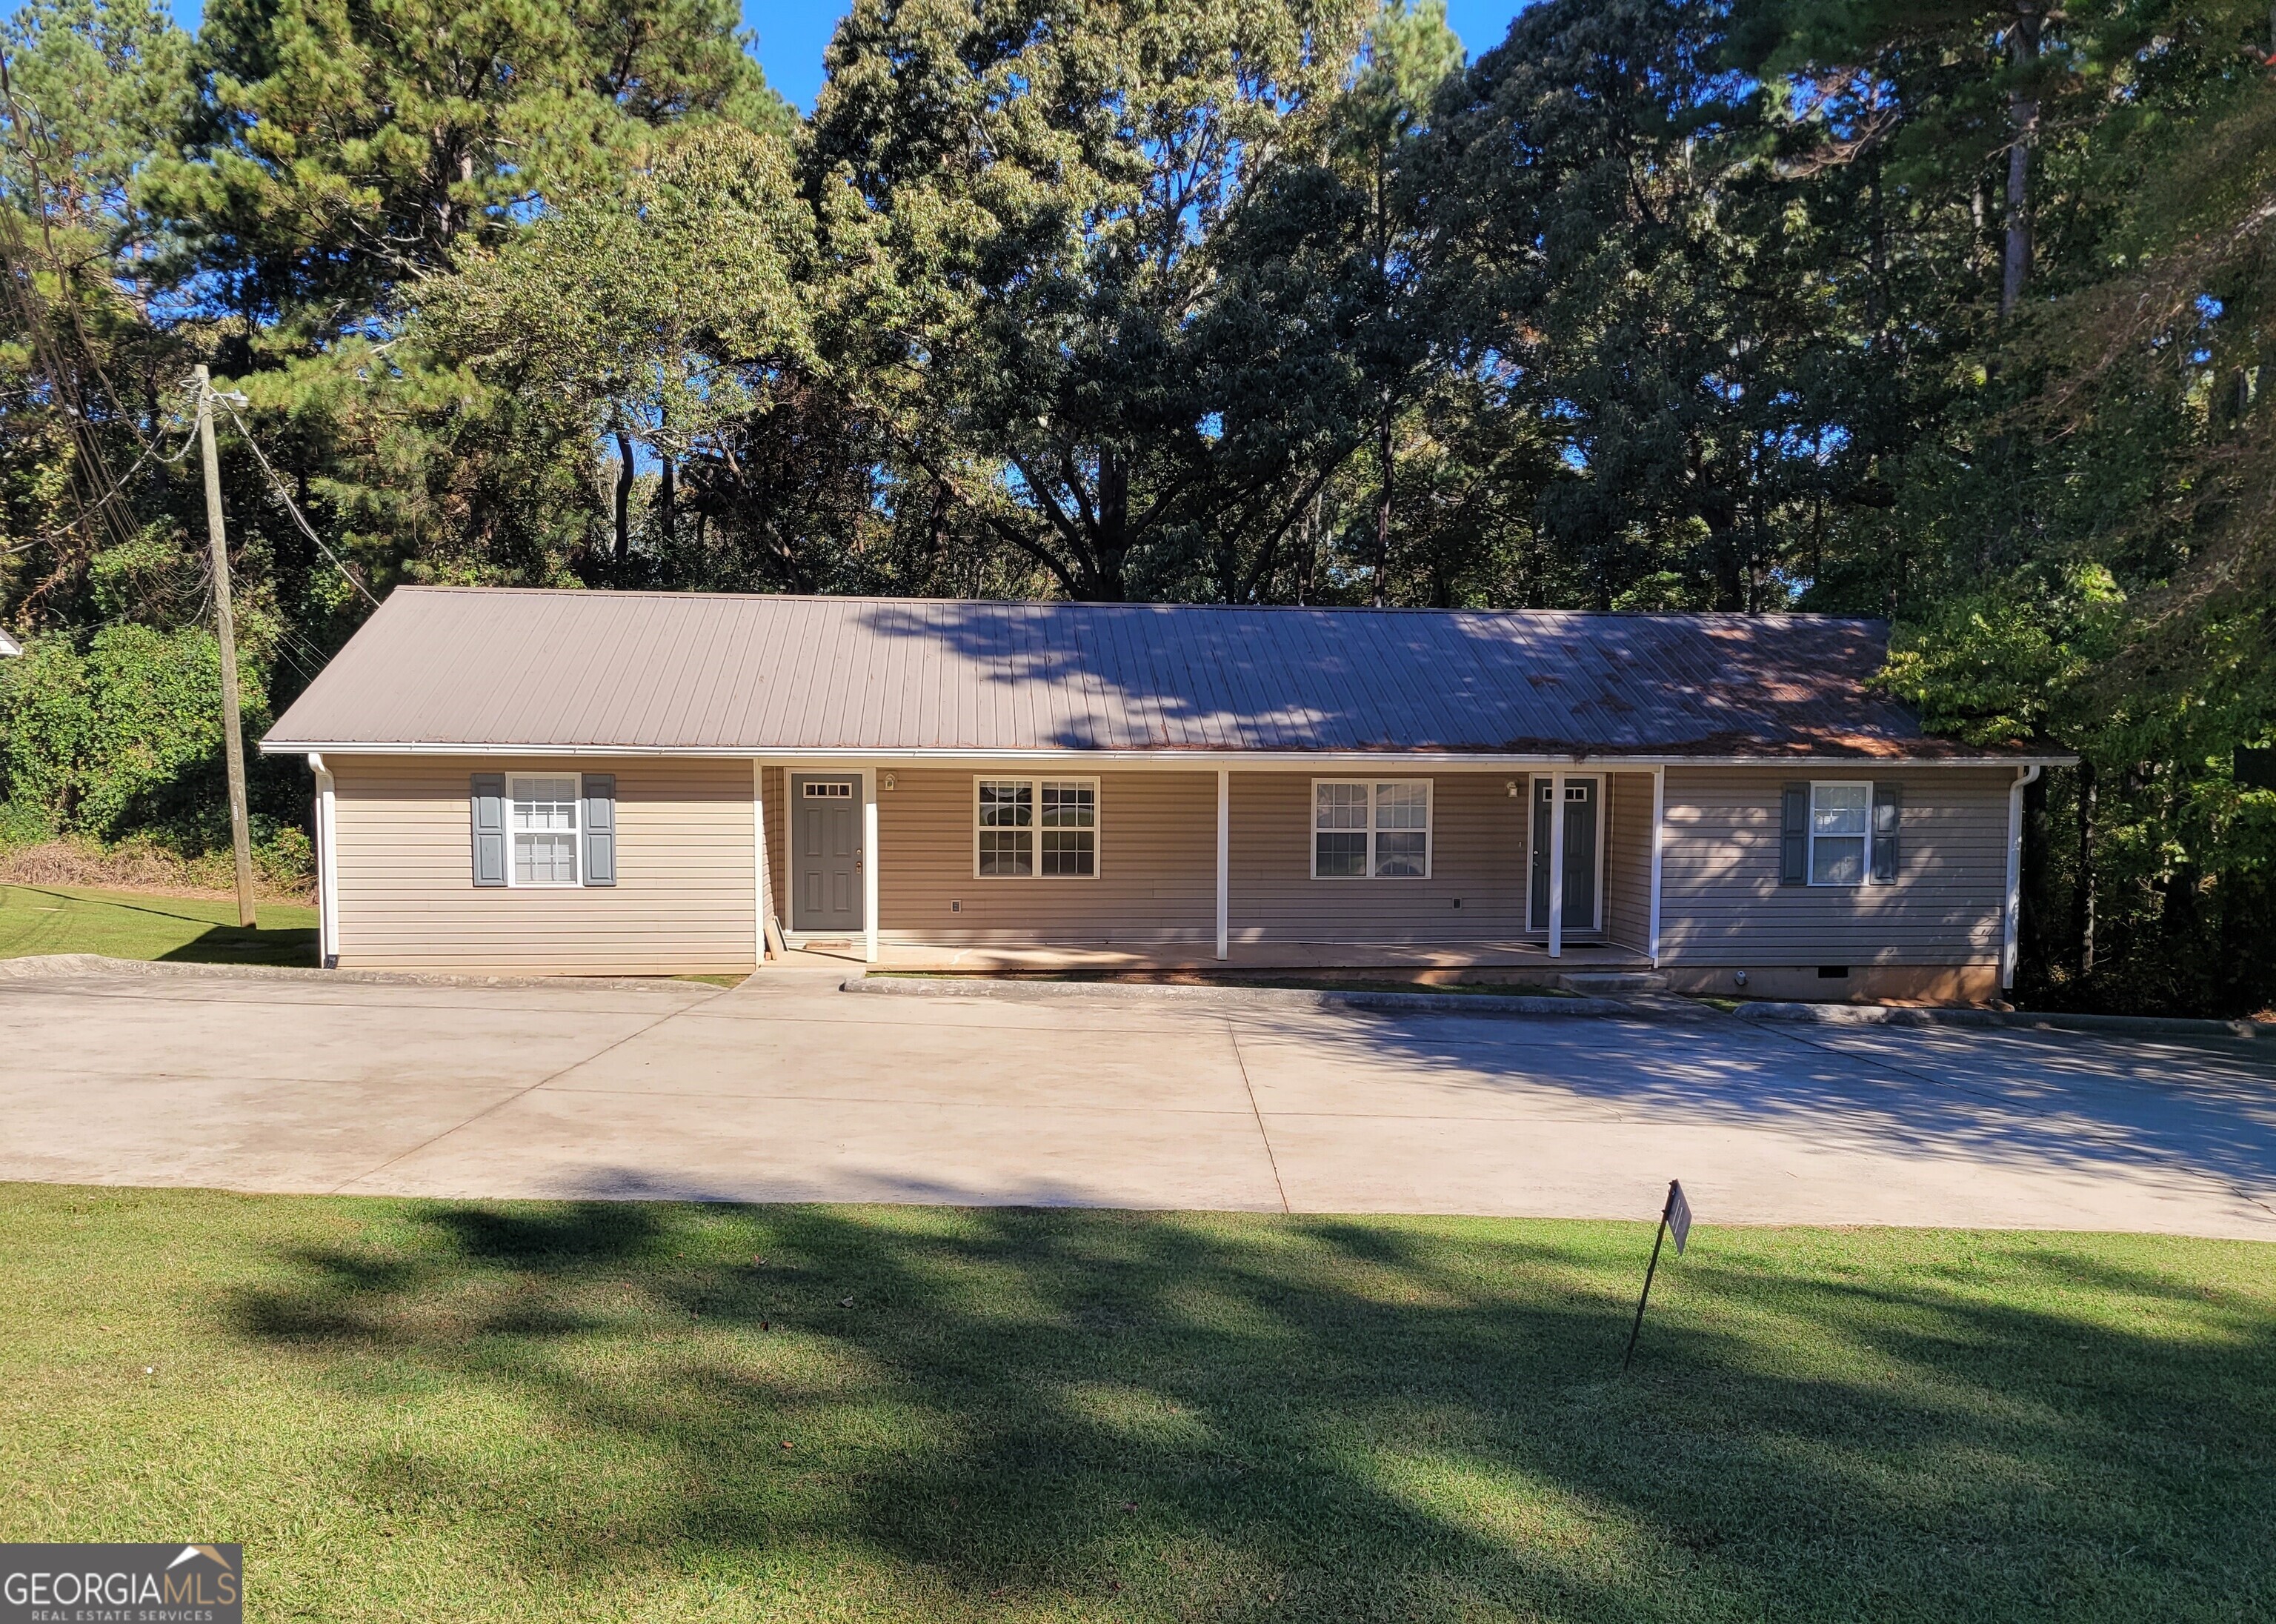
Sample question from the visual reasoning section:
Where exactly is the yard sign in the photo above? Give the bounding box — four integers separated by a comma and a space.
1621, 1179, 1692, 1371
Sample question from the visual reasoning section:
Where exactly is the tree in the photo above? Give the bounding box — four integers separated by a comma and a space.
416, 122, 895, 592
148, 0, 788, 340
0, 0, 195, 627
1426, 0, 1867, 612
805, 0, 1380, 602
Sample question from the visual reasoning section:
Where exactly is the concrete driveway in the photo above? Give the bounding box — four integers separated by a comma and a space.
5, 961, 2275, 1238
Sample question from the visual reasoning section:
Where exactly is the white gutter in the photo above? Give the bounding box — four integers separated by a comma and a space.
307, 753, 339, 968
2002, 764, 2043, 990
260, 741, 2077, 769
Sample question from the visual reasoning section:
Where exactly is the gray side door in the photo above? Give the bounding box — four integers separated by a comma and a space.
1528, 776, 1600, 934
791, 775, 862, 933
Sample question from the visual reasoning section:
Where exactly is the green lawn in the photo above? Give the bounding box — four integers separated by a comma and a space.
3, 1188, 2270, 1621
0, 883, 318, 965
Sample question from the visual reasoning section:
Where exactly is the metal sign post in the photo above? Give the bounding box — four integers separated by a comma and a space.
1622, 1179, 1691, 1372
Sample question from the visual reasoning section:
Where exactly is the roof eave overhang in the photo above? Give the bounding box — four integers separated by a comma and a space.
260, 740, 2077, 768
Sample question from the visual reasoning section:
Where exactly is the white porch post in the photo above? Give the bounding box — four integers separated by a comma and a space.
1215, 768, 1230, 962
1648, 765, 1666, 968
307, 753, 337, 968
1548, 768, 1567, 959
862, 768, 881, 966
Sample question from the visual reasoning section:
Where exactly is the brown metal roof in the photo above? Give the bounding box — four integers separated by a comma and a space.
261, 587, 2042, 761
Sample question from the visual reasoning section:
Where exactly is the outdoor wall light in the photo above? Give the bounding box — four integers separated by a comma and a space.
882, 772, 897, 790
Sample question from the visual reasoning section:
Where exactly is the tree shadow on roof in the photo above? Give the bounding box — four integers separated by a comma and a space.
848, 599, 1923, 756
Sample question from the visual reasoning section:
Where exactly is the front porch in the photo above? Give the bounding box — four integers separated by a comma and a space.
759, 762, 1660, 975
769, 937, 1653, 981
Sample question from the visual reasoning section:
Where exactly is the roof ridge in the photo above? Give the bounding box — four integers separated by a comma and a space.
389, 586, 1882, 625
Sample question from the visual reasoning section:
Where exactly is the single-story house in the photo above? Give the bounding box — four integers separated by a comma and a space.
260, 588, 2070, 1002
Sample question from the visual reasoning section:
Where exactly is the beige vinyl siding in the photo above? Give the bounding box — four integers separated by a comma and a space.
1229, 772, 1527, 943
1657, 765, 2010, 966
332, 755, 757, 974
874, 768, 1214, 945
1603, 771, 1654, 951
761, 765, 787, 928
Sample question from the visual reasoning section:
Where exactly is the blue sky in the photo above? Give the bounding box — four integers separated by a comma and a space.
167, 2, 1533, 113
739, 2, 1533, 109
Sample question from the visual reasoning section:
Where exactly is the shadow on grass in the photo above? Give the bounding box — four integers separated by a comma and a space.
223, 1204, 2276, 1621
156, 922, 319, 966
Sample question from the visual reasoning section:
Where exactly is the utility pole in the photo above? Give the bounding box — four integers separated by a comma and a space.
195, 363, 257, 928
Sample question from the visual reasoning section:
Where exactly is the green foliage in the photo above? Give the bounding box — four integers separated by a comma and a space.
0, 625, 284, 848
1877, 566, 2123, 747
1, 0, 2275, 1010
147, 0, 789, 336
806, 0, 1384, 602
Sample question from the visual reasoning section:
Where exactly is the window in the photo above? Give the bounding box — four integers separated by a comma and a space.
1809, 782, 1869, 886
1314, 779, 1432, 879
976, 778, 1097, 878
510, 775, 579, 886
802, 780, 852, 798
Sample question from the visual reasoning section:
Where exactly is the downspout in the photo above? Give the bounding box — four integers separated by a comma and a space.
2003, 764, 2042, 991
307, 753, 338, 969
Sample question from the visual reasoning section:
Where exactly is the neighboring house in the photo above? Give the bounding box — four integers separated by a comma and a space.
0, 628, 19, 657
261, 588, 2070, 1001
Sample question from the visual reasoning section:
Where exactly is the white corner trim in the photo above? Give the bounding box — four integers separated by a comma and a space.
2002, 764, 2042, 990
307, 753, 339, 967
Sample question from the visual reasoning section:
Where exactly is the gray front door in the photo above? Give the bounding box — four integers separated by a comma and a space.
791, 776, 862, 933
1528, 776, 1600, 934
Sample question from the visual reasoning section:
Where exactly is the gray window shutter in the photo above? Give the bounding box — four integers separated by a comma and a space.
1871, 781, 1903, 884
470, 773, 506, 887
1780, 782, 1809, 886
582, 773, 616, 886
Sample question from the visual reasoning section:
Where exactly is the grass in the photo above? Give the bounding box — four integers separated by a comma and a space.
4, 1186, 2271, 1621
0, 882, 319, 965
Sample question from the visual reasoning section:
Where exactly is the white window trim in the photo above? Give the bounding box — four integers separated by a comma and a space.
1807, 779, 1872, 888
505, 772, 581, 889
1310, 777, 1434, 880
972, 775, 1101, 880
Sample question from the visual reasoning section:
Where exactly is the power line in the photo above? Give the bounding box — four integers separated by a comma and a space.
0, 416, 199, 556
213, 396, 383, 609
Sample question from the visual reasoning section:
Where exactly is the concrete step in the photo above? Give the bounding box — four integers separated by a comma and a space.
1557, 971, 1669, 994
